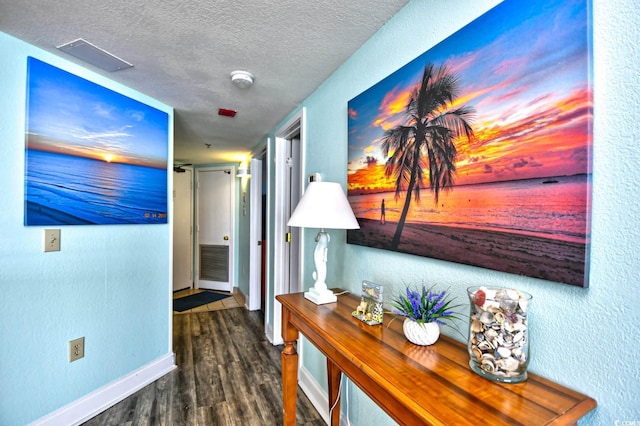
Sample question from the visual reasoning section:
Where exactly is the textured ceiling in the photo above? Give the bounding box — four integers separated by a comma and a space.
0, 0, 408, 165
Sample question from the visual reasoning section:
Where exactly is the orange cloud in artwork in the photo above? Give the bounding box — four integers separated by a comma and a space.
371, 86, 413, 131
453, 86, 592, 185
348, 164, 395, 194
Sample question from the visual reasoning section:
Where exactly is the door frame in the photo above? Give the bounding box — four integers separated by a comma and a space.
195, 166, 236, 292
269, 108, 305, 345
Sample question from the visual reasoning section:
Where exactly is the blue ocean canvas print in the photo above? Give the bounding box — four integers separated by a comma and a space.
24, 57, 169, 225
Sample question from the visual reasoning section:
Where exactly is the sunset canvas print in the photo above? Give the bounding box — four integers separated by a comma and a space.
346, 0, 592, 287
24, 57, 169, 226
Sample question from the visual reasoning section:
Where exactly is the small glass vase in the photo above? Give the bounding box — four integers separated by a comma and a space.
467, 286, 532, 383
403, 318, 440, 346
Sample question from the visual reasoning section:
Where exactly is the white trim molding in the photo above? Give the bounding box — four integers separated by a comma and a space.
30, 353, 176, 426
298, 363, 350, 425
299, 365, 330, 425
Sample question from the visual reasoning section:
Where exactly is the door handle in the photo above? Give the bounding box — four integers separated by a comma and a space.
286, 232, 292, 243
223, 236, 229, 240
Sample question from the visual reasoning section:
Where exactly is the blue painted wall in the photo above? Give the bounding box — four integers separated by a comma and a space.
0, 32, 173, 425
282, 0, 640, 423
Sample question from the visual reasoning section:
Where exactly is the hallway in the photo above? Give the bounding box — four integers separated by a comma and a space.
82, 308, 323, 425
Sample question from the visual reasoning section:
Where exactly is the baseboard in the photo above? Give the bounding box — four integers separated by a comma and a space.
265, 322, 277, 345
30, 353, 177, 426
299, 364, 352, 426
299, 365, 330, 424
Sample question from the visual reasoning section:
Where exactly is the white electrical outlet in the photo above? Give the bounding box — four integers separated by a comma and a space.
69, 337, 85, 362
44, 229, 61, 252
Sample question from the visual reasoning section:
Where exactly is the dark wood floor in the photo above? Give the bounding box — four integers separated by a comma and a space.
82, 308, 324, 425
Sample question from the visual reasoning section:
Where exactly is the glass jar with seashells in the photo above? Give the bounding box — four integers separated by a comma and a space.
467, 286, 532, 383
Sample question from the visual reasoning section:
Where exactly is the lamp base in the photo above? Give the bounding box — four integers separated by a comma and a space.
304, 287, 337, 305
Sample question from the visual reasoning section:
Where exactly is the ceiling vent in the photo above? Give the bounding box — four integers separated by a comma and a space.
57, 38, 133, 72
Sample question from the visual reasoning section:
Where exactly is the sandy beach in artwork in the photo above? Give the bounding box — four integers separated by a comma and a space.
347, 218, 587, 287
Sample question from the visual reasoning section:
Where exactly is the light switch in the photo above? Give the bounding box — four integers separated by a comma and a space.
44, 229, 61, 252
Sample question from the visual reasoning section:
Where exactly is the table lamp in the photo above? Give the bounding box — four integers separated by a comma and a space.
287, 181, 360, 304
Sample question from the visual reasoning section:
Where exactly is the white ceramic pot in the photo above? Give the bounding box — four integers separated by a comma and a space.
403, 318, 440, 346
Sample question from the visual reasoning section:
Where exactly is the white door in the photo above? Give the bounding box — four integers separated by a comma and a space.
248, 157, 263, 310
173, 169, 193, 291
196, 168, 234, 292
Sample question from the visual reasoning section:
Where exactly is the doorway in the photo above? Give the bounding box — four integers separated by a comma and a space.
173, 168, 193, 292
195, 167, 235, 292
269, 109, 304, 345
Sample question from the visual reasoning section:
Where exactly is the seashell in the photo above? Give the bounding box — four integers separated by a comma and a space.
482, 353, 495, 362
485, 328, 498, 340
494, 312, 505, 323
472, 347, 482, 360
496, 347, 511, 358
482, 287, 496, 301
513, 331, 525, 343
512, 348, 525, 361
471, 319, 484, 333
498, 357, 520, 372
480, 311, 494, 324
475, 333, 485, 342
472, 288, 486, 307
518, 294, 529, 312
477, 340, 493, 351
484, 301, 501, 313
504, 311, 519, 324
481, 359, 495, 373
505, 289, 519, 301
502, 322, 515, 333
500, 296, 518, 312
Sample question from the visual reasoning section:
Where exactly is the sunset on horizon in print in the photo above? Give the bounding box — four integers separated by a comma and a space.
26, 57, 169, 169
347, 0, 592, 194
346, 0, 592, 287
24, 57, 169, 225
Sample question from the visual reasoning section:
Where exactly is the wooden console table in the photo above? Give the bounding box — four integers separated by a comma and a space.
277, 291, 596, 426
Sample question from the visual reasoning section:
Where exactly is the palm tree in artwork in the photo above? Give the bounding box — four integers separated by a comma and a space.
381, 63, 476, 249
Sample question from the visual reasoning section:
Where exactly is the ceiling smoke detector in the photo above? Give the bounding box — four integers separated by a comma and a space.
230, 70, 254, 89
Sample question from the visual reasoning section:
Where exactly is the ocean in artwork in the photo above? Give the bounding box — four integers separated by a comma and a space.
348, 174, 591, 244
25, 150, 168, 225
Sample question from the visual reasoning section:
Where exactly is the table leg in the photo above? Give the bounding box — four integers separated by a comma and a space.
281, 308, 299, 426
327, 358, 342, 426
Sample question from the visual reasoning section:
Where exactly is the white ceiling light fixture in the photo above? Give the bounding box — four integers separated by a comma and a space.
230, 70, 254, 89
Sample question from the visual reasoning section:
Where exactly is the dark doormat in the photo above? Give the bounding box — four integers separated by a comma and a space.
173, 291, 230, 312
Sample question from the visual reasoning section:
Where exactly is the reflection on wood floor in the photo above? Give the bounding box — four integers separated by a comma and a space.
82, 306, 324, 425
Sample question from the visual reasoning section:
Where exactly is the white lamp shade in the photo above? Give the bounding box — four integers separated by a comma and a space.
287, 182, 360, 230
